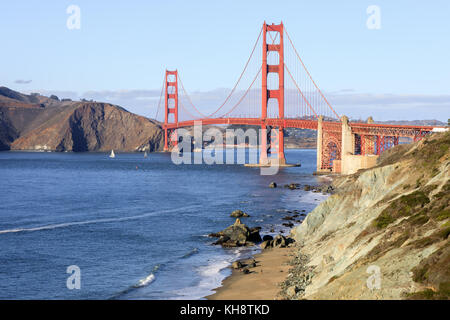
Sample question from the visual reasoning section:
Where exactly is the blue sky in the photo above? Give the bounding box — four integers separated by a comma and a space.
0, 0, 449, 120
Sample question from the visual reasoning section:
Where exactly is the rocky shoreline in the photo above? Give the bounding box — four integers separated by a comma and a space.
206, 180, 335, 299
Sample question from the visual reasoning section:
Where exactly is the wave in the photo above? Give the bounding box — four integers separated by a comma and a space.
0, 205, 202, 235
182, 248, 199, 259
133, 265, 160, 288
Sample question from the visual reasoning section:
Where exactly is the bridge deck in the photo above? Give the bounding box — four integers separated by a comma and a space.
164, 118, 441, 138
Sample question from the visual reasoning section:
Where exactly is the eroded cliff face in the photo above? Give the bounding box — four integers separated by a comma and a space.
10, 102, 164, 152
288, 132, 449, 299
0, 87, 164, 152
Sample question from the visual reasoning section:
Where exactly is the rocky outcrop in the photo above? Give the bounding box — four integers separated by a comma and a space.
230, 210, 250, 218
261, 234, 295, 249
283, 132, 450, 300
210, 218, 262, 247
0, 87, 164, 152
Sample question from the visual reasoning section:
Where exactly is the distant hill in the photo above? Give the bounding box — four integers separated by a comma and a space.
0, 87, 163, 152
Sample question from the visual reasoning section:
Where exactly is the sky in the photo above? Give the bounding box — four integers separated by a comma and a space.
0, 0, 449, 121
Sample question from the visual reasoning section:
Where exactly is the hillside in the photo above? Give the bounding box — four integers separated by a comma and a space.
0, 87, 163, 152
284, 131, 449, 299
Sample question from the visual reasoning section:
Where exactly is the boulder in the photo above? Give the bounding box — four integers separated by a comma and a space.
232, 261, 243, 269
288, 183, 300, 190
262, 235, 273, 242
286, 285, 299, 297
211, 218, 261, 247
261, 240, 271, 249
213, 235, 230, 245
273, 235, 286, 248
269, 182, 277, 188
230, 209, 250, 218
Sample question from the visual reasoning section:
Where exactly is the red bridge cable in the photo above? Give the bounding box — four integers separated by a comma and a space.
177, 74, 207, 118
178, 99, 202, 120
220, 66, 262, 118
178, 26, 264, 119
155, 74, 165, 121
285, 65, 318, 119
284, 26, 340, 120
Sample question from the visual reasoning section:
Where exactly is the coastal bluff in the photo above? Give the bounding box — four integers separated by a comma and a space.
287, 131, 449, 299
0, 87, 164, 152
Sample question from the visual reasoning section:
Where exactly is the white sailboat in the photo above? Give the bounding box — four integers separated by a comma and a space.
109, 149, 115, 158
144, 151, 148, 158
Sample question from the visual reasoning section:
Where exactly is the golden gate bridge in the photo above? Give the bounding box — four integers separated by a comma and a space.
154, 22, 444, 174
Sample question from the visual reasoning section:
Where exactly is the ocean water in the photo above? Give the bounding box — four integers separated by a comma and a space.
0, 149, 329, 299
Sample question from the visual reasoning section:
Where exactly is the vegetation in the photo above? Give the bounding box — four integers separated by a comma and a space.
353, 132, 450, 299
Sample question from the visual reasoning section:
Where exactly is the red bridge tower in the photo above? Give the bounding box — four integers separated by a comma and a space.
163, 70, 178, 151
260, 22, 286, 165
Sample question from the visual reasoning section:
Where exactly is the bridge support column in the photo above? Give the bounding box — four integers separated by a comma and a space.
164, 128, 169, 152
276, 128, 286, 165
316, 116, 323, 171
259, 124, 269, 165
340, 115, 354, 174
163, 70, 178, 152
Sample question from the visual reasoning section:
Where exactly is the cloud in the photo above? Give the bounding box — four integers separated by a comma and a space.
325, 92, 450, 121
15, 79, 32, 84
27, 88, 449, 122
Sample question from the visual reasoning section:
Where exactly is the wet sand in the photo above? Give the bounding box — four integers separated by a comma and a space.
207, 246, 295, 300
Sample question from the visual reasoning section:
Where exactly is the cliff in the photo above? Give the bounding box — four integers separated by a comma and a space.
285, 131, 449, 299
0, 87, 163, 152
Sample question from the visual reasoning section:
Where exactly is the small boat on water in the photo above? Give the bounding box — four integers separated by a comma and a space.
109, 150, 115, 158
144, 151, 148, 158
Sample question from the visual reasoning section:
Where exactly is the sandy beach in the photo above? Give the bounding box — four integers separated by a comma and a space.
207, 246, 295, 300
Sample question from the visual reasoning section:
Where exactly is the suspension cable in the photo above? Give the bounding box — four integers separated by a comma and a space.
155, 74, 165, 121
179, 26, 263, 119
284, 26, 340, 119
285, 64, 318, 119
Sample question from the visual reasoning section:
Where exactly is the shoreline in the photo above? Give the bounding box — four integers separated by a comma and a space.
206, 246, 296, 300
205, 177, 335, 300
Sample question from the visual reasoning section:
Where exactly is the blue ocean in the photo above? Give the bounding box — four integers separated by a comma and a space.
0, 149, 328, 299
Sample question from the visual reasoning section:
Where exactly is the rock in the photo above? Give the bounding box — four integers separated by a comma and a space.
261, 240, 271, 249
213, 218, 261, 247
282, 216, 294, 221
273, 235, 286, 248
286, 285, 299, 297
282, 222, 294, 228
269, 182, 277, 188
262, 235, 273, 242
208, 232, 224, 238
303, 185, 312, 191
230, 210, 250, 218
246, 259, 257, 267
232, 261, 242, 269
213, 235, 230, 245
242, 267, 250, 274
288, 183, 300, 190
222, 240, 239, 247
